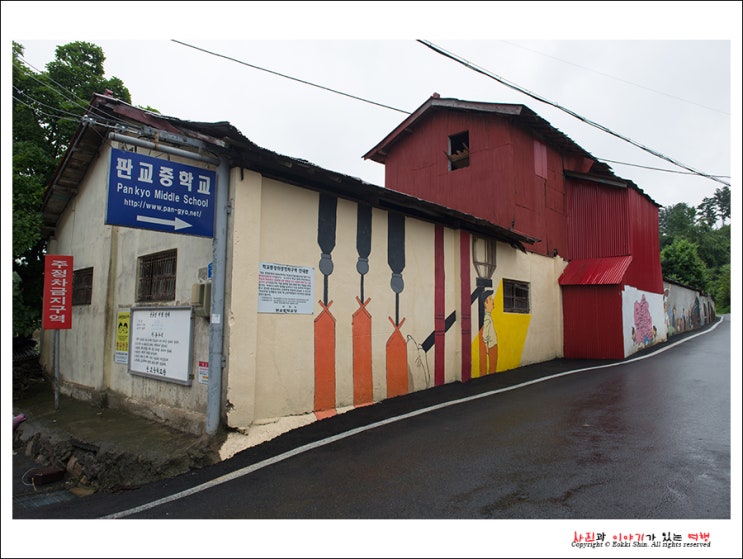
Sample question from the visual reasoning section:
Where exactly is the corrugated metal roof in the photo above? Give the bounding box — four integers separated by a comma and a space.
41, 94, 539, 251
558, 256, 633, 286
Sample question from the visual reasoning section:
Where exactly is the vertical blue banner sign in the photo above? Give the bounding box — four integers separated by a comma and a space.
106, 148, 217, 237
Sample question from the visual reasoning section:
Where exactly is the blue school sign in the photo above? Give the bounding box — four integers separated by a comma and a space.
106, 148, 216, 237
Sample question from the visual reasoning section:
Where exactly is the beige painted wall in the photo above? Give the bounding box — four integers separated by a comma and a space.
41, 143, 216, 432
42, 145, 566, 435
223, 171, 565, 432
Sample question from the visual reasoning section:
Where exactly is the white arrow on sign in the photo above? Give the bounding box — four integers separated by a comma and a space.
136, 215, 192, 230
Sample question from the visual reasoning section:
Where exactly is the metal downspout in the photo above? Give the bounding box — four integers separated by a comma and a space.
107, 133, 225, 435
206, 158, 229, 435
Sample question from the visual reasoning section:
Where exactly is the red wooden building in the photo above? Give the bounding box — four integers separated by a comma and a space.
364, 94, 664, 360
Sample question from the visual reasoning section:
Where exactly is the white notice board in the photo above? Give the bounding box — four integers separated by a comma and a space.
257, 262, 315, 314
129, 306, 193, 385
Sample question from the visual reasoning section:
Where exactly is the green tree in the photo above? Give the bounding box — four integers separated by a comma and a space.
661, 238, 709, 291
658, 202, 697, 249
658, 195, 731, 315
714, 186, 730, 225
695, 224, 730, 271
697, 186, 731, 229
696, 196, 718, 229
709, 263, 730, 314
12, 41, 132, 337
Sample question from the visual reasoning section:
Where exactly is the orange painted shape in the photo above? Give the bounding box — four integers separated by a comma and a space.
386, 317, 408, 398
478, 332, 488, 377
353, 297, 373, 407
487, 345, 498, 374
314, 409, 337, 420
314, 300, 336, 417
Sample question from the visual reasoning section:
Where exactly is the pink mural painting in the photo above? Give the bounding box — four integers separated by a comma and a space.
633, 294, 655, 347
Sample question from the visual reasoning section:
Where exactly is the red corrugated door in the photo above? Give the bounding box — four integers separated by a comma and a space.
562, 285, 624, 359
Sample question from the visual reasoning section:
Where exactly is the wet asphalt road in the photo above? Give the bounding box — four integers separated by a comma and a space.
17, 317, 732, 521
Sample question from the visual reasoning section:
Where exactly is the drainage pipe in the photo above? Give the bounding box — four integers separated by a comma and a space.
206, 157, 229, 434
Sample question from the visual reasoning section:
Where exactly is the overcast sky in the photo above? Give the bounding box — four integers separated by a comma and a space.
2, 2, 741, 557
5, 3, 741, 213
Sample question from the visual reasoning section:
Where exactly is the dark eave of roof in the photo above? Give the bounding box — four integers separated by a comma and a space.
222, 136, 538, 250
42, 95, 538, 251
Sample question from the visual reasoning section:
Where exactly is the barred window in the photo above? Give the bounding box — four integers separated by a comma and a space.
72, 267, 93, 306
137, 249, 177, 302
503, 279, 530, 314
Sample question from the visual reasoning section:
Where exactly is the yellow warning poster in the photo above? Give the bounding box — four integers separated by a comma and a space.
115, 311, 130, 364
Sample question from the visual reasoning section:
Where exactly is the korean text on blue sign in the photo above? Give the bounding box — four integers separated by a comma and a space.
106, 147, 217, 238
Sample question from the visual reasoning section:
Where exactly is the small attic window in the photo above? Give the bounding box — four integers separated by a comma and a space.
447, 131, 470, 171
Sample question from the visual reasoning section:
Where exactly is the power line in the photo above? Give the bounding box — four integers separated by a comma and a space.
15, 55, 134, 129
501, 40, 729, 116
19, 40, 729, 188
418, 40, 730, 188
12, 95, 81, 125
171, 40, 411, 115
13, 85, 87, 121
597, 157, 730, 178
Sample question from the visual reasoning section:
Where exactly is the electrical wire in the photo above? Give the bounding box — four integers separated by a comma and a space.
17, 41, 730, 188
13, 86, 89, 121
12, 95, 82, 125
418, 40, 730, 188
500, 40, 729, 116
14, 56, 135, 129
171, 40, 411, 115
15, 58, 98, 113
597, 157, 730, 178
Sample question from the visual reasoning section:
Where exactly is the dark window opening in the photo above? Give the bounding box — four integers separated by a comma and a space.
72, 267, 93, 306
137, 249, 177, 302
447, 131, 470, 170
503, 279, 530, 314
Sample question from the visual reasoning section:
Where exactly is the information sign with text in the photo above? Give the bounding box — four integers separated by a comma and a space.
129, 306, 193, 385
106, 148, 216, 237
257, 262, 314, 314
42, 254, 73, 330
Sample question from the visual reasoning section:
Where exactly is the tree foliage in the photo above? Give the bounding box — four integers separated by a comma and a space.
12, 41, 132, 337
661, 238, 709, 291
659, 203, 697, 249
658, 186, 731, 313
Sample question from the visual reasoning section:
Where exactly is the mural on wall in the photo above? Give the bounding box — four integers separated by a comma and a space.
663, 282, 715, 339
480, 290, 498, 374
407, 224, 457, 390
622, 286, 666, 357
314, 194, 337, 419
470, 236, 497, 379
469, 278, 532, 377
313, 199, 414, 417
353, 204, 373, 407
309, 200, 544, 417
386, 212, 408, 398
631, 294, 657, 348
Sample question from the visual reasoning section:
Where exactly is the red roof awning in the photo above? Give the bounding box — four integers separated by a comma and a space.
559, 256, 632, 286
